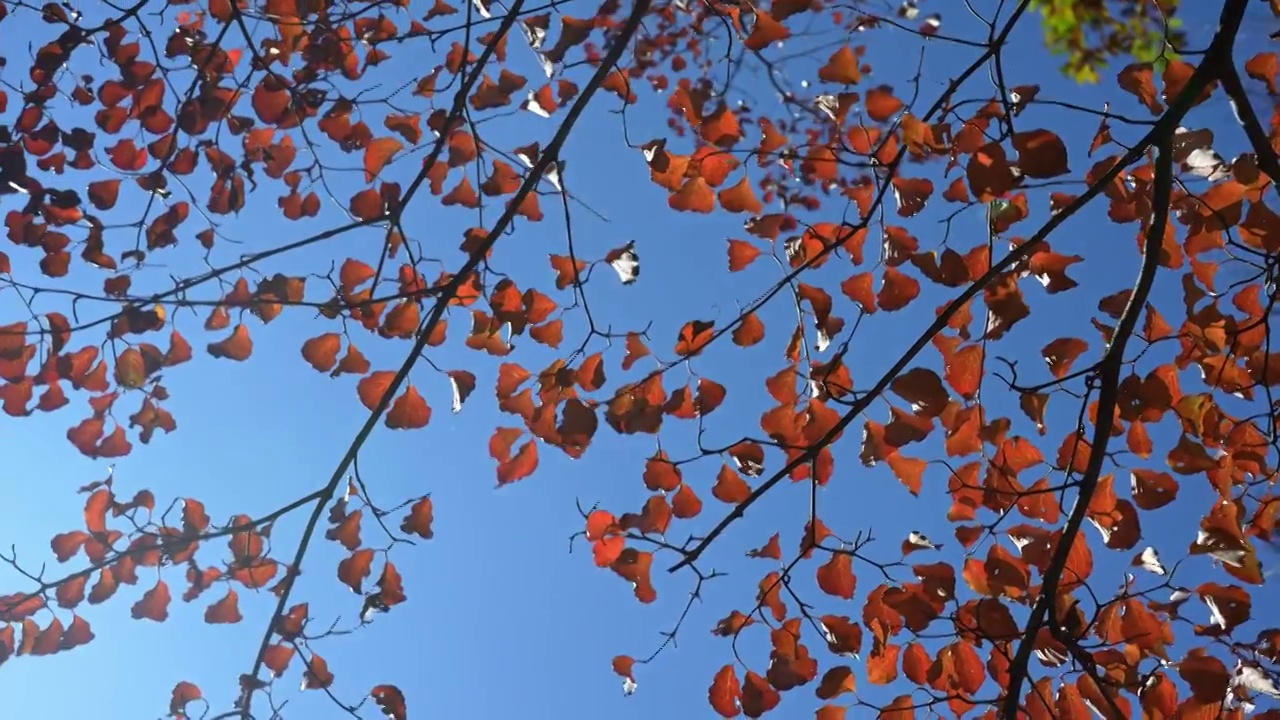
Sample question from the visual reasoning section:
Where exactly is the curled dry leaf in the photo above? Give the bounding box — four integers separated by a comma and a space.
371, 685, 408, 720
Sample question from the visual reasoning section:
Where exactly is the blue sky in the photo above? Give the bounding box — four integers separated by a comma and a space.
1, 0, 1278, 718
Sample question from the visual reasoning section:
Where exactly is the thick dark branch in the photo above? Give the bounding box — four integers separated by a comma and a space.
1218, 58, 1280, 193
999, 1, 1249, 712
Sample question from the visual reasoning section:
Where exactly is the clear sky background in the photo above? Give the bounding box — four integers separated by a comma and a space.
1, 0, 1278, 718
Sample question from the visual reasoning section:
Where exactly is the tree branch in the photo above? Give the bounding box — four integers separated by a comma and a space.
236, 0, 655, 712
998, 1, 1249, 710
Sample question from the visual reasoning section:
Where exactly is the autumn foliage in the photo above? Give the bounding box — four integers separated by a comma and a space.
3, 0, 1280, 718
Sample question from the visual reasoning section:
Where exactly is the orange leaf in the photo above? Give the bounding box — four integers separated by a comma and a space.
670, 177, 716, 213
878, 267, 920, 311
303, 652, 335, 689
1042, 337, 1088, 378
744, 12, 790, 51
114, 347, 148, 388
712, 610, 755, 636
890, 367, 949, 417
586, 509, 619, 541
386, 385, 432, 429
340, 258, 376, 292
817, 706, 848, 720
866, 643, 900, 684
713, 465, 752, 503
204, 588, 242, 624
371, 685, 408, 720
866, 86, 905, 122
886, 451, 925, 495
748, 533, 782, 560
364, 137, 404, 181
727, 239, 762, 271
733, 313, 765, 347
944, 344, 983, 399
382, 300, 420, 338
610, 548, 656, 603
672, 483, 703, 519
709, 664, 741, 717
741, 670, 780, 716
338, 548, 375, 593
675, 320, 715, 356
301, 333, 342, 373
357, 370, 397, 411
816, 553, 855, 599
326, 509, 363, 550
816, 665, 856, 699
1178, 650, 1230, 704
207, 324, 253, 361
818, 46, 861, 84
264, 643, 294, 677
497, 439, 539, 484
400, 497, 434, 539
1131, 469, 1178, 509
169, 681, 202, 717
131, 581, 171, 622
719, 176, 763, 214
644, 451, 683, 492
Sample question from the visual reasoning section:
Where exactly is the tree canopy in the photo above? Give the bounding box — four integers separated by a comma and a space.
1, 0, 1280, 719
1032, 0, 1184, 83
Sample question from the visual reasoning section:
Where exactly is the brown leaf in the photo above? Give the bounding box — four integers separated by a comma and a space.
1012, 129, 1070, 178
